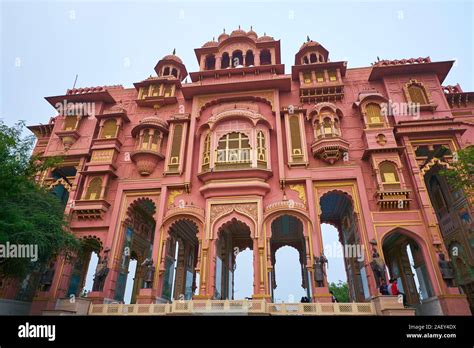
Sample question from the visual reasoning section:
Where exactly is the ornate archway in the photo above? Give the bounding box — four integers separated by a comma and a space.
381, 228, 435, 307
161, 218, 199, 301
114, 198, 157, 304
319, 190, 368, 302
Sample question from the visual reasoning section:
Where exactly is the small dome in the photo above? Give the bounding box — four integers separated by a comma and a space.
247, 28, 257, 39
131, 116, 169, 137
218, 31, 229, 42
230, 28, 246, 37
257, 34, 274, 42
162, 54, 183, 64
299, 40, 321, 51
202, 40, 218, 48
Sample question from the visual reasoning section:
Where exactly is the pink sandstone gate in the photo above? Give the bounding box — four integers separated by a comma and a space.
3, 28, 472, 316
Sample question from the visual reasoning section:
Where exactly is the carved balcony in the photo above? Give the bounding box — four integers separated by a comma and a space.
130, 116, 169, 176
311, 136, 349, 164
375, 190, 412, 210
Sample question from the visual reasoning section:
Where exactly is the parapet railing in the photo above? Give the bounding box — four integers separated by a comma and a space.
88, 300, 375, 316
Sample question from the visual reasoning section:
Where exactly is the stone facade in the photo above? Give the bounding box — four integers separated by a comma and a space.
2, 28, 473, 315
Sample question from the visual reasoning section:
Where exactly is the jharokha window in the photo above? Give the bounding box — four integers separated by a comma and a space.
380, 162, 401, 190
84, 177, 102, 200
100, 119, 118, 139
202, 132, 211, 171
200, 124, 269, 172
314, 111, 341, 138
365, 103, 385, 127
63, 115, 79, 131
257, 131, 266, 168
289, 115, 303, 161
216, 132, 251, 168
303, 72, 312, 84
404, 80, 432, 107
139, 129, 163, 151
315, 71, 325, 83
407, 83, 428, 104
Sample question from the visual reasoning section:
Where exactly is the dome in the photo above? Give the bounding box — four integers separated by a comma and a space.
162, 54, 183, 64
218, 31, 229, 42
131, 116, 169, 137
299, 40, 322, 51
247, 29, 257, 39
230, 28, 246, 37
257, 34, 274, 42
202, 39, 218, 48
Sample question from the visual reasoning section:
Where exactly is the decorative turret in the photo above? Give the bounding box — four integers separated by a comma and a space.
154, 50, 188, 81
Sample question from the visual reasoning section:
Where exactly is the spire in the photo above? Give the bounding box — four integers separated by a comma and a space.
172, 48, 176, 55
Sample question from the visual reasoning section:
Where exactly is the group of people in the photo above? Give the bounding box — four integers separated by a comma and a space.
379, 278, 407, 306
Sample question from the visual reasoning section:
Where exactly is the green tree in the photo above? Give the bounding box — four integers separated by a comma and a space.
439, 146, 474, 198
0, 121, 79, 279
329, 281, 350, 303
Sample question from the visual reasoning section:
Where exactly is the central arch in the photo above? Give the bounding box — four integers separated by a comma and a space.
114, 198, 156, 304
319, 190, 369, 302
214, 218, 253, 300
381, 228, 435, 308
161, 218, 199, 301
270, 214, 309, 302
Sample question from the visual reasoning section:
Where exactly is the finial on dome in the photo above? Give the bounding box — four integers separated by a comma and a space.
250, 25, 253, 30
307, 35, 310, 42
212, 37, 215, 41
264, 32, 266, 36
223, 28, 226, 33
238, 25, 241, 29
172, 48, 176, 55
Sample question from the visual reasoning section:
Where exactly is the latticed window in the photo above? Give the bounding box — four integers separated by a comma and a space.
201, 132, 211, 170
289, 116, 303, 161
84, 177, 102, 200
408, 85, 428, 104
380, 162, 401, 190
150, 85, 160, 97
316, 71, 325, 82
168, 124, 183, 169
141, 130, 151, 149
150, 131, 160, 151
303, 72, 312, 84
216, 132, 251, 167
139, 86, 149, 100
323, 117, 332, 136
163, 85, 173, 98
101, 119, 118, 139
366, 103, 384, 127
328, 70, 337, 81
64, 116, 77, 131
257, 131, 266, 167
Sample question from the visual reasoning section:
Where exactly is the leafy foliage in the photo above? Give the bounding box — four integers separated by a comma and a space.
439, 146, 474, 198
329, 281, 350, 303
0, 121, 79, 279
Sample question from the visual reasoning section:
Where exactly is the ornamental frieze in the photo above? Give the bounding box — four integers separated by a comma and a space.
210, 202, 258, 224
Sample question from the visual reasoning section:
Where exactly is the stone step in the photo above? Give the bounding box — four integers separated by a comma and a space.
382, 308, 416, 316
42, 309, 77, 316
